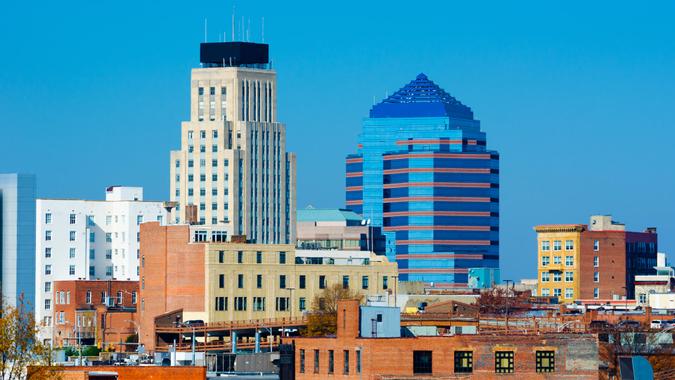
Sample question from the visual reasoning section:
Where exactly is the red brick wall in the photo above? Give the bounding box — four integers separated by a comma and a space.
59, 366, 205, 380
139, 223, 205, 351
580, 231, 626, 300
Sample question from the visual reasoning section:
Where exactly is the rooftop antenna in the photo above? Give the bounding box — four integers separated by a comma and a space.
204, 18, 208, 42
262, 17, 265, 43
231, 5, 235, 41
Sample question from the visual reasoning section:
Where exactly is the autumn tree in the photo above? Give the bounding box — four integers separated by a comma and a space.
303, 284, 363, 337
0, 295, 62, 380
477, 287, 511, 315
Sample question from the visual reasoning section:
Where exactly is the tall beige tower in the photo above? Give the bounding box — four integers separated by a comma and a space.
170, 42, 296, 244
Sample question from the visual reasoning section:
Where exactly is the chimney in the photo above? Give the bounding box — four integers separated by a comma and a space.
336, 299, 360, 339
185, 205, 198, 225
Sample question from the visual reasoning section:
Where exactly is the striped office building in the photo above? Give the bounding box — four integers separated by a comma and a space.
345, 74, 499, 286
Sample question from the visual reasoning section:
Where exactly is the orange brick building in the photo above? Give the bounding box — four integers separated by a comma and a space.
52, 280, 139, 351
290, 300, 599, 379
31, 366, 206, 380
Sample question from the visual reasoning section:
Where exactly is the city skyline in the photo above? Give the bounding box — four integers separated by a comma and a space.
2, 0, 674, 282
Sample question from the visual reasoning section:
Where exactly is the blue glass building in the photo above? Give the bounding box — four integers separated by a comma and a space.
345, 74, 499, 287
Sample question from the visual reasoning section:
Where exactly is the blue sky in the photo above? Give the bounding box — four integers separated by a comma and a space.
1, 1, 674, 280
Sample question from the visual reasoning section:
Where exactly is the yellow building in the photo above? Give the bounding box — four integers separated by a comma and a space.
534, 224, 584, 303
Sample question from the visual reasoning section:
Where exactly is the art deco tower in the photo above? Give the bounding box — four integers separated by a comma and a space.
170, 42, 296, 244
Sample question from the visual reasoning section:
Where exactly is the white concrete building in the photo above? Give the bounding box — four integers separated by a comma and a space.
35, 186, 166, 343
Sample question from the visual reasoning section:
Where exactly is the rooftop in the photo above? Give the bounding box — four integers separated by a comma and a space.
297, 207, 363, 223
369, 73, 474, 119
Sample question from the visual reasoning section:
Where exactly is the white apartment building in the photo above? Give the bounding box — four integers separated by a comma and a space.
35, 186, 166, 343
169, 41, 296, 244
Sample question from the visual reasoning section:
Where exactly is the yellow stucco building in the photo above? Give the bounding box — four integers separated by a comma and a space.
534, 224, 583, 303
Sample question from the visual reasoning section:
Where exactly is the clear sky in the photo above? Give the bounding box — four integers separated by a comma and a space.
2, 1, 674, 281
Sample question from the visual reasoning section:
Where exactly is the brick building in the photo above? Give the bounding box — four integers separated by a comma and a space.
290, 300, 599, 379
52, 280, 138, 351
536, 215, 657, 302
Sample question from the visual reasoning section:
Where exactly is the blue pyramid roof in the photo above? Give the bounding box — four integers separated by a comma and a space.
369, 73, 474, 119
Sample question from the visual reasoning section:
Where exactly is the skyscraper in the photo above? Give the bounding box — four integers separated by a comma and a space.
170, 42, 296, 244
0, 173, 36, 308
345, 74, 499, 287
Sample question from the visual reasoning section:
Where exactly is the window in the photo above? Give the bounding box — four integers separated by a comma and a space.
413, 351, 432, 374
238, 274, 244, 288
69, 213, 76, 224
279, 275, 286, 289
106, 266, 113, 276
541, 272, 549, 282
256, 274, 263, 288
299, 297, 306, 311
553, 272, 561, 282
565, 256, 574, 266
495, 351, 514, 373
215, 296, 227, 311
237, 251, 243, 263
342, 275, 350, 289
383, 276, 388, 290
44, 299, 51, 310
553, 240, 561, 251
454, 351, 473, 373
314, 349, 320, 374
279, 252, 286, 264
541, 240, 550, 251
565, 271, 574, 282
541, 288, 550, 296
536, 351, 555, 373
105, 249, 112, 259
594, 256, 599, 267
565, 240, 574, 250
553, 288, 562, 297
319, 275, 326, 289
253, 297, 265, 311
45, 213, 52, 224
275, 297, 290, 311
45, 265, 52, 275
132, 292, 137, 304
594, 271, 599, 282
328, 350, 334, 374
45, 247, 51, 258
69, 231, 76, 241
299, 349, 305, 373
89, 231, 95, 242
594, 288, 599, 298
234, 297, 247, 311
541, 256, 549, 266
256, 251, 262, 264
299, 275, 306, 289
553, 256, 561, 265
565, 288, 574, 299
45, 230, 52, 241
44, 282, 51, 292
218, 251, 224, 263
69, 248, 76, 258
343, 350, 350, 374
594, 240, 600, 251
356, 349, 362, 374
219, 274, 225, 288
362, 276, 369, 290
639, 293, 647, 303
86, 290, 92, 304
105, 233, 112, 243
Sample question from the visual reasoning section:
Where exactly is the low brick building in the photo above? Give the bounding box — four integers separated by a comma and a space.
31, 366, 205, 380
290, 300, 599, 379
52, 280, 139, 351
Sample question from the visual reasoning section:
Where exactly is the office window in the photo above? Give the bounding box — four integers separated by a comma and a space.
319, 275, 326, 289
413, 351, 432, 374
256, 251, 262, 264
594, 240, 600, 251
594, 288, 599, 298
212, 159, 218, 167
45, 230, 52, 241
454, 351, 473, 373
45, 265, 52, 275
44, 299, 51, 310
553, 256, 561, 265
234, 297, 247, 311
253, 297, 265, 311
541, 272, 549, 282
361, 276, 369, 290
275, 297, 290, 311
218, 251, 224, 263
106, 266, 113, 276
89, 231, 95, 243
553, 272, 561, 282
238, 274, 244, 288
565, 271, 574, 282
565, 255, 574, 266
594, 272, 599, 282
328, 350, 334, 374
314, 349, 320, 374
45, 247, 51, 258
219, 274, 225, 288
237, 251, 243, 263
68, 213, 76, 224
136, 215, 143, 225
383, 276, 388, 290
279, 275, 286, 289
44, 282, 51, 292
342, 275, 350, 289
553, 240, 561, 251
106, 233, 112, 243
215, 296, 227, 311
594, 256, 599, 267
541, 240, 550, 251
343, 350, 350, 374
541, 288, 550, 296
45, 213, 52, 224
299, 275, 306, 289
495, 351, 514, 373
106, 249, 112, 259
69, 248, 76, 258
69, 265, 75, 275
299, 349, 305, 373
188, 175, 194, 182
299, 297, 306, 311
565, 288, 574, 299
553, 288, 562, 297
541, 256, 549, 266
256, 274, 263, 288
85, 290, 92, 304
565, 240, 574, 250
536, 351, 555, 373
279, 251, 286, 264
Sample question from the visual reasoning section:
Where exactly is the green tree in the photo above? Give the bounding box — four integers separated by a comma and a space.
303, 284, 363, 337
0, 295, 62, 380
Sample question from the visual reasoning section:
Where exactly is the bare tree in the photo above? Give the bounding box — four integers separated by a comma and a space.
303, 284, 363, 337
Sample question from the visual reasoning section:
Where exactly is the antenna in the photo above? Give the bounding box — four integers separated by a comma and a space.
204, 18, 208, 42
262, 17, 265, 42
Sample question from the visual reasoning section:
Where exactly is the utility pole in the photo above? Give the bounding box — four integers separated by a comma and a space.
504, 279, 513, 333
